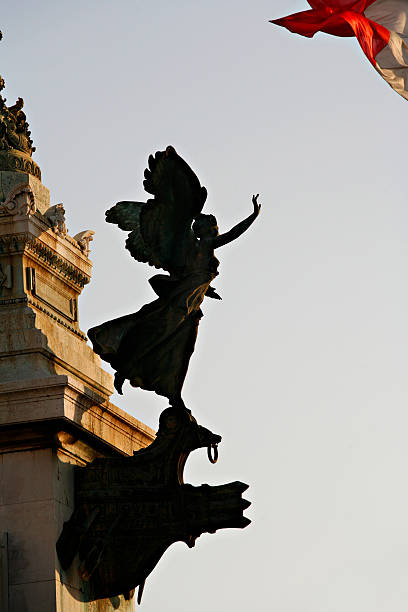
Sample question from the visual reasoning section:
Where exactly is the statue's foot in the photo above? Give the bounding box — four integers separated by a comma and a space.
114, 372, 125, 395
168, 395, 189, 411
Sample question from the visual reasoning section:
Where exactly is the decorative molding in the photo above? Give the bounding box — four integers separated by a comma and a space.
26, 238, 89, 288
0, 183, 35, 217
0, 297, 27, 307
0, 232, 30, 253
33, 211, 89, 256
0, 191, 92, 259
0, 233, 90, 288
27, 297, 87, 340
0, 150, 41, 179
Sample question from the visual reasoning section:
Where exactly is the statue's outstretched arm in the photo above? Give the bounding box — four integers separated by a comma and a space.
213, 194, 261, 249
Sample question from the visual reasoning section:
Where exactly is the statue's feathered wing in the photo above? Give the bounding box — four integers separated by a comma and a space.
105, 146, 207, 273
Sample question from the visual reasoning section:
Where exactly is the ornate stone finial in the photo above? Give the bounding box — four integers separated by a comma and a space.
0, 94, 35, 156
0, 30, 41, 180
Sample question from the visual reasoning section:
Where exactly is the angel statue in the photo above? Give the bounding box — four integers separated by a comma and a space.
88, 146, 260, 409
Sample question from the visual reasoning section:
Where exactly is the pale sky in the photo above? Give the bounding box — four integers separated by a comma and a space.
3, 1, 408, 610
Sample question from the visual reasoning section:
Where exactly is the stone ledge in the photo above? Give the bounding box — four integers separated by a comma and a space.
0, 375, 155, 456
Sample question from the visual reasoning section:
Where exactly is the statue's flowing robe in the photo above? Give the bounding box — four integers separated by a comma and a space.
88, 269, 216, 399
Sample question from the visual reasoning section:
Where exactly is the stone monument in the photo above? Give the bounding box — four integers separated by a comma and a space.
56, 146, 254, 606
0, 38, 155, 611
0, 33, 253, 612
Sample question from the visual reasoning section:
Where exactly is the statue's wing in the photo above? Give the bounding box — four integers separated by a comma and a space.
105, 201, 152, 264
106, 146, 207, 272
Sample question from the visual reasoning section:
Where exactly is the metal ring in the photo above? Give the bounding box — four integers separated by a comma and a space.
207, 444, 218, 464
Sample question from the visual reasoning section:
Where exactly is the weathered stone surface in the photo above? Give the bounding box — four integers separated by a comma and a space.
0, 181, 111, 399
9, 582, 56, 612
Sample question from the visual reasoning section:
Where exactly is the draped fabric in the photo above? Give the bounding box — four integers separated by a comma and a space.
88, 268, 216, 401
271, 0, 408, 100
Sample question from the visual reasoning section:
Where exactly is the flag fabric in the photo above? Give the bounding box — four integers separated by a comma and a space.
271, 0, 408, 101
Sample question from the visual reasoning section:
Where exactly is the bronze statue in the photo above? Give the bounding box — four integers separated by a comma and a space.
0, 90, 35, 155
61, 147, 258, 601
88, 146, 260, 407
57, 408, 251, 603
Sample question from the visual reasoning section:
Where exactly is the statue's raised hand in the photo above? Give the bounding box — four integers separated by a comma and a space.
252, 194, 261, 217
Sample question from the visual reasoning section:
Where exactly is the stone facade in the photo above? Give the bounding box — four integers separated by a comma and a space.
0, 171, 155, 611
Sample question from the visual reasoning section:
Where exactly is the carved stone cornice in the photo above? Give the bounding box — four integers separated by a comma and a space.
0, 296, 27, 307
0, 150, 41, 180
26, 297, 87, 340
26, 238, 90, 288
0, 232, 90, 289
0, 231, 30, 252
0, 184, 94, 262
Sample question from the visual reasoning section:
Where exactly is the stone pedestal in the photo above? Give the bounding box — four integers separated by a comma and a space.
0, 178, 155, 611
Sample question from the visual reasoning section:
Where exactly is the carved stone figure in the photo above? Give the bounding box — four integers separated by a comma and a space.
44, 203, 67, 235
0, 92, 35, 155
0, 183, 36, 217
57, 407, 251, 604
73, 230, 95, 257
88, 146, 260, 407
0, 32, 41, 179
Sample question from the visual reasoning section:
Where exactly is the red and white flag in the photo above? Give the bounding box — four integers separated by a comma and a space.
271, 1, 408, 101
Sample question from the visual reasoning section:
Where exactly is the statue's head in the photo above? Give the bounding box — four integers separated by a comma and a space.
0, 76, 5, 92
192, 213, 219, 239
